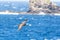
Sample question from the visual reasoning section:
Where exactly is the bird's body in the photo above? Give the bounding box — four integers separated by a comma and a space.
18, 19, 28, 30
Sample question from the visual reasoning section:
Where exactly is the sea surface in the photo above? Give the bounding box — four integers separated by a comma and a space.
0, 1, 60, 12
0, 15, 60, 40
0, 1, 60, 40
56, 2, 60, 6
0, 1, 29, 12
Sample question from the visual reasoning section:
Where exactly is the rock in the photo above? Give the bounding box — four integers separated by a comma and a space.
27, 0, 60, 14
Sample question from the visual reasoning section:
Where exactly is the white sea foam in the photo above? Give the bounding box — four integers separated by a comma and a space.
54, 13, 60, 16
0, 12, 60, 16
0, 12, 19, 15
38, 12, 60, 16
38, 12, 46, 15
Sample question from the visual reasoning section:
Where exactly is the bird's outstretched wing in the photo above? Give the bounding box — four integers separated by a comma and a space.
18, 19, 28, 30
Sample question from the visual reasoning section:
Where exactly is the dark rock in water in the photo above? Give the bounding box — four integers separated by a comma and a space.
42, 10, 52, 13
28, 0, 60, 14
28, 1, 60, 14
38, 6, 42, 8
57, 7, 60, 11
27, 10, 31, 13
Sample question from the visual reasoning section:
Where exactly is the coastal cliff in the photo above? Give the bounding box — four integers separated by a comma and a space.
28, 0, 60, 13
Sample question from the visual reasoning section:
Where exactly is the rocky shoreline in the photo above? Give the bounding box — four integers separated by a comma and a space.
0, 0, 60, 14
28, 0, 60, 14
27, 5, 60, 14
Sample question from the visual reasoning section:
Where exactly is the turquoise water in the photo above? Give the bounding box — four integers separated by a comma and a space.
0, 15, 60, 40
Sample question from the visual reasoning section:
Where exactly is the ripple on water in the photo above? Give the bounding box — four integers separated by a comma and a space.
0, 15, 60, 40
30, 39, 36, 40
29, 24, 32, 26
18, 17, 23, 20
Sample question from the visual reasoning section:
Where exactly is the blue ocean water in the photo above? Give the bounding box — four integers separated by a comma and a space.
55, 2, 60, 6
0, 15, 60, 40
0, 1, 29, 12
0, 2, 60, 12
